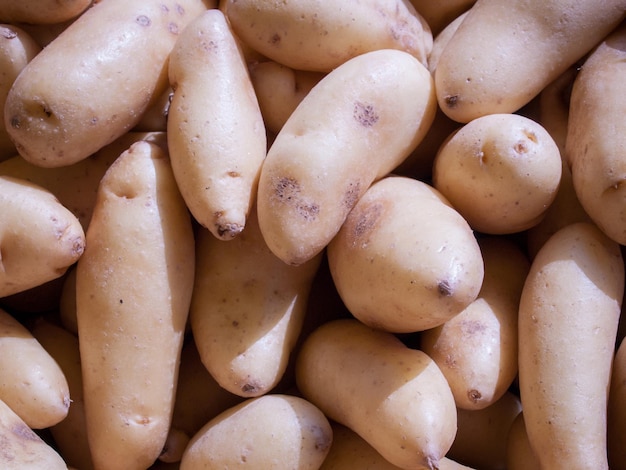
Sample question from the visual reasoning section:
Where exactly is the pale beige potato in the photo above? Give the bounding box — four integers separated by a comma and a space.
434, 0, 626, 123
327, 176, 484, 333
296, 318, 457, 470
565, 21, 626, 245
180, 394, 332, 469
0, 175, 84, 297
421, 236, 528, 410
249, 60, 325, 135
518, 222, 624, 469
427, 10, 469, 74
76, 141, 195, 470
223, 0, 432, 72
3, 0, 211, 168
0, 397, 67, 469
506, 412, 541, 470
608, 337, 626, 469
168, 8, 266, 240
0, 309, 69, 430
433, 113, 562, 234
257, 49, 437, 265
0, 0, 91, 24
190, 207, 322, 397
408, 0, 475, 35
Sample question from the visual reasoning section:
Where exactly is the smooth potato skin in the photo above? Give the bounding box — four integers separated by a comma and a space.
518, 222, 624, 469
4, 0, 210, 167
76, 141, 195, 470
0, 0, 92, 24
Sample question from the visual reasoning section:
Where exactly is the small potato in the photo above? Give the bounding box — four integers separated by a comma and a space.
433, 113, 562, 234
421, 236, 528, 410
0, 175, 85, 298
0, 0, 92, 24
0, 308, 70, 430
4, 0, 211, 167
434, 0, 626, 123
257, 49, 436, 265
223, 0, 432, 72
327, 176, 484, 333
180, 394, 332, 469
296, 318, 457, 470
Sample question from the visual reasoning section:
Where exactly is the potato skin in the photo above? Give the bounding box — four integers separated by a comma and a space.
327, 176, 484, 333
296, 318, 457, 470
180, 394, 332, 470
518, 222, 624, 469
4, 0, 210, 167
76, 141, 195, 470
0, 0, 92, 24
257, 49, 436, 265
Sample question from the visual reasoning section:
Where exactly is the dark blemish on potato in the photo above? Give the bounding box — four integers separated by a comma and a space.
168, 22, 179, 34
136, 15, 151, 27
468, 389, 482, 403
12, 422, 39, 442
232, 320, 239, 327
160, 4, 169, 13
513, 140, 528, 154
462, 320, 486, 335
349, 202, 383, 246
228, 171, 241, 178
241, 382, 260, 394
217, 223, 243, 239
9, 116, 19, 129
437, 280, 453, 296
119, 299, 123, 304
353, 101, 379, 127
1, 29, 17, 40
273, 176, 319, 220
90, 117, 98, 125
176, 4, 185, 15
270, 33, 281, 45
310, 424, 332, 452
444, 94, 459, 108
343, 180, 361, 210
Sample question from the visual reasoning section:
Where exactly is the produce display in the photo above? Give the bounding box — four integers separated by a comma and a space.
0, 1, 625, 469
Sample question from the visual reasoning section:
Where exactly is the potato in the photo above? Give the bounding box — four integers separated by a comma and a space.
167, 8, 266, 240
327, 176, 484, 333
421, 236, 528, 410
0, 175, 85, 298
0, 308, 69, 429
257, 48, 436, 265
608, 337, 626, 469
0, 397, 67, 469
565, 21, 626, 245
190, 206, 322, 397
180, 394, 332, 469
518, 222, 624, 469
222, 0, 432, 72
506, 412, 541, 470
3, 0, 211, 168
296, 318, 457, 470
432, 113, 562, 234
31, 319, 93, 470
427, 10, 469, 74
434, 0, 626, 123
0, 0, 91, 24
76, 141, 195, 470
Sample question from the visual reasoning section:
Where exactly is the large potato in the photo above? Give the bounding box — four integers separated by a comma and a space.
223, 0, 432, 72
3, 0, 211, 168
76, 141, 195, 470
257, 48, 436, 265
327, 175, 484, 333
296, 318, 457, 470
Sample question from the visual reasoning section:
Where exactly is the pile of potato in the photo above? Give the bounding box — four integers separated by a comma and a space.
0, 0, 625, 469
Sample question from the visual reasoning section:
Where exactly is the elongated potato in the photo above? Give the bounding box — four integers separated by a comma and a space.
257, 49, 436, 265
76, 141, 195, 470
4, 0, 211, 168
0, 308, 69, 429
180, 394, 332, 469
518, 222, 624, 469
434, 0, 626, 123
296, 318, 457, 470
327, 176, 484, 333
421, 236, 528, 410
190, 207, 321, 397
0, 0, 92, 24
0, 397, 67, 469
168, 8, 266, 240
0, 175, 85, 297
223, 0, 432, 72
565, 21, 626, 245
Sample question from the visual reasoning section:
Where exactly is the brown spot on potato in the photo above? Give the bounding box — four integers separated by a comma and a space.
444, 94, 459, 108
273, 176, 319, 221
9, 116, 19, 128
241, 382, 261, 395
514, 140, 528, 154
270, 33, 281, 45
437, 280, 453, 296
228, 171, 241, 178
343, 181, 361, 210
310, 424, 332, 452
136, 15, 151, 26
468, 389, 482, 403
353, 101, 379, 127
168, 22, 179, 34
349, 201, 383, 246
1, 29, 17, 40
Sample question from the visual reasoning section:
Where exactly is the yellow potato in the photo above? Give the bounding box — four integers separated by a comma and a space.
3, 0, 211, 168
421, 236, 528, 410
180, 394, 332, 469
608, 337, 626, 469
0, 397, 67, 469
167, 8, 266, 240
190, 207, 322, 397
506, 412, 541, 470
223, 0, 432, 72
518, 222, 624, 469
565, 21, 626, 245
434, 0, 626, 123
296, 318, 457, 470
0, 308, 69, 429
76, 141, 195, 470
0, 0, 91, 24
327, 176, 484, 333
257, 48, 436, 265
432, 113, 562, 234
0, 175, 85, 297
